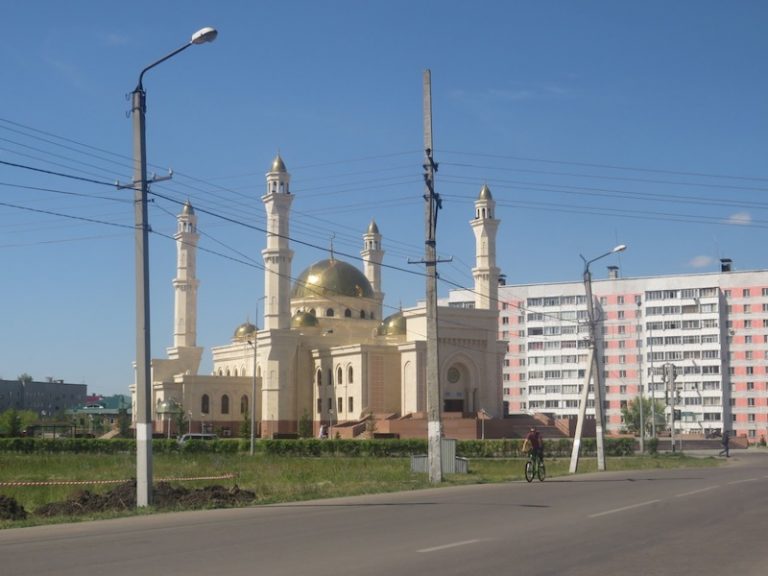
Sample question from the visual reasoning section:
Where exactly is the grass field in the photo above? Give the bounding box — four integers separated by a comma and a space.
0, 452, 719, 529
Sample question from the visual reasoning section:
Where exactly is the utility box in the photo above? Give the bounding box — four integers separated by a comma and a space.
410, 438, 468, 474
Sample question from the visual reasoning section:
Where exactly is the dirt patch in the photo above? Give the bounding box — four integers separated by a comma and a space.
32, 481, 256, 518
0, 495, 28, 521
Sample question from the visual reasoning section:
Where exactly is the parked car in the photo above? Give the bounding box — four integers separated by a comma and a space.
177, 433, 218, 444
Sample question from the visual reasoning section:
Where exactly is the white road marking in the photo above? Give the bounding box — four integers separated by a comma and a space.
675, 486, 719, 498
727, 478, 758, 485
589, 500, 661, 518
418, 539, 481, 553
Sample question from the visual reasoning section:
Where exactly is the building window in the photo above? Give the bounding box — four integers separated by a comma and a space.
347, 366, 354, 384
344, 308, 352, 318
337, 367, 343, 385
337, 397, 343, 414
348, 397, 354, 412
316, 369, 322, 386
201, 394, 210, 414
221, 394, 230, 415
328, 369, 333, 386
326, 308, 335, 317
317, 398, 322, 414
240, 395, 248, 414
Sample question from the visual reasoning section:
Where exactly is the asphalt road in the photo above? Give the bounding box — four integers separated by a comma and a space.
2, 453, 767, 576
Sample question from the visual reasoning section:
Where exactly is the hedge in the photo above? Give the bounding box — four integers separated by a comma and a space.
0, 436, 636, 457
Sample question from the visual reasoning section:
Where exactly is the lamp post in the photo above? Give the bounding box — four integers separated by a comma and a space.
636, 301, 645, 454
569, 244, 627, 473
131, 27, 217, 508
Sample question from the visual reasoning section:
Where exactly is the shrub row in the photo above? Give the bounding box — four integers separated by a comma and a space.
0, 436, 636, 457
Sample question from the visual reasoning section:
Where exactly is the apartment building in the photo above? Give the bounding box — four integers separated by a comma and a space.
448, 262, 768, 444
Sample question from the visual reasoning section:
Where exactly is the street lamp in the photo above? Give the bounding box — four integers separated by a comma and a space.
569, 244, 627, 474
131, 27, 217, 508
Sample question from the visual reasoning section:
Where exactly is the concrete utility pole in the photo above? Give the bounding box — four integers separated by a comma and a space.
569, 245, 626, 474
422, 69, 444, 484
636, 300, 645, 454
126, 27, 217, 507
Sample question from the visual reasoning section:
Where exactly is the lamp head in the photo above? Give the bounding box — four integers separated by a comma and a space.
191, 27, 218, 45
612, 244, 627, 253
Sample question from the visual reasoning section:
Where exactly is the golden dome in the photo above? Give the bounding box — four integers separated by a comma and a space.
367, 219, 379, 234
291, 310, 319, 328
182, 200, 194, 215
377, 312, 406, 336
270, 154, 287, 173
292, 259, 374, 299
478, 184, 492, 200
233, 321, 257, 340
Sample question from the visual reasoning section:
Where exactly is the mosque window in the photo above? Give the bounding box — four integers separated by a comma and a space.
345, 309, 352, 318
201, 394, 210, 414
337, 367, 343, 385
328, 368, 333, 386
348, 397, 354, 412
221, 395, 230, 415
240, 395, 248, 414
233, 368, 238, 377
316, 369, 322, 386
337, 397, 343, 413
310, 308, 316, 316
360, 310, 366, 319
326, 308, 335, 317
317, 398, 322, 414
226, 369, 231, 377
348, 366, 354, 383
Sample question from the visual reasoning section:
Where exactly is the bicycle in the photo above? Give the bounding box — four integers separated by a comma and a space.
524, 451, 546, 482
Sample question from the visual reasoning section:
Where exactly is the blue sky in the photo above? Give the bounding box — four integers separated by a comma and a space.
2, 1, 767, 395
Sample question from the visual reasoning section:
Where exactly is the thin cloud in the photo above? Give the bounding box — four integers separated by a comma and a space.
103, 33, 129, 47
726, 212, 752, 225
450, 83, 571, 104
689, 255, 713, 269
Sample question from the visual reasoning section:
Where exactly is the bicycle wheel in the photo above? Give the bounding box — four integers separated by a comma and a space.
524, 460, 534, 482
537, 461, 546, 482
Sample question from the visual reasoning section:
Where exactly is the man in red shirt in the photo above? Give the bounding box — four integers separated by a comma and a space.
523, 426, 544, 463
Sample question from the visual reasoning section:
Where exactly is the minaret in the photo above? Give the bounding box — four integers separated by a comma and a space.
361, 219, 384, 319
262, 154, 294, 330
470, 184, 500, 310
173, 201, 200, 347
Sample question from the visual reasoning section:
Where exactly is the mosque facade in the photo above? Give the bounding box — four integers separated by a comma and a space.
131, 156, 504, 439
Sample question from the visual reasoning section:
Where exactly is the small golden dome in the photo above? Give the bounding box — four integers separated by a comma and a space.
377, 312, 406, 336
367, 219, 379, 234
478, 184, 492, 200
233, 321, 257, 340
182, 200, 194, 215
270, 154, 287, 173
292, 259, 374, 299
291, 310, 319, 328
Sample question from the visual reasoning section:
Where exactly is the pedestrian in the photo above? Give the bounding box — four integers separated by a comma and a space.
718, 430, 730, 457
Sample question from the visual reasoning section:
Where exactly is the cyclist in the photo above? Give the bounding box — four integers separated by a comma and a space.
522, 426, 544, 464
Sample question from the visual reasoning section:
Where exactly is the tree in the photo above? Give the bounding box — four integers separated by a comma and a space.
0, 408, 37, 437
297, 410, 313, 438
621, 396, 665, 436
17, 373, 33, 384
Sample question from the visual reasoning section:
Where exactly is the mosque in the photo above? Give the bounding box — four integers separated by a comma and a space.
132, 155, 505, 439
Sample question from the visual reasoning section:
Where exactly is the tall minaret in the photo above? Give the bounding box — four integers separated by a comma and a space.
361, 219, 384, 319
470, 184, 500, 310
262, 154, 294, 330
173, 201, 200, 347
